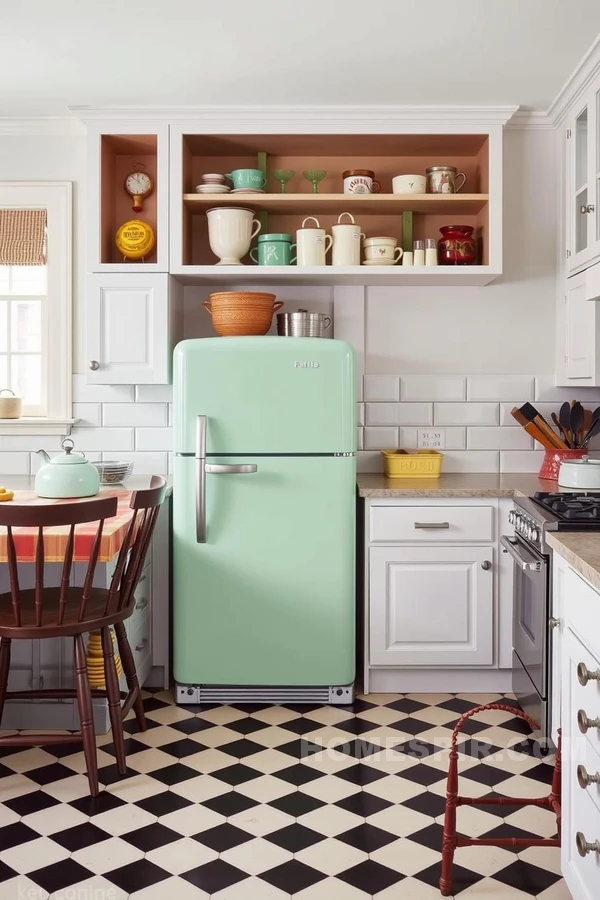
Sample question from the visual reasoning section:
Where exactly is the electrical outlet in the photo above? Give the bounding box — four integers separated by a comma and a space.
417, 428, 446, 449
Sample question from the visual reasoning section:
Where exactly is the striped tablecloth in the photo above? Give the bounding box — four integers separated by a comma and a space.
0, 489, 135, 563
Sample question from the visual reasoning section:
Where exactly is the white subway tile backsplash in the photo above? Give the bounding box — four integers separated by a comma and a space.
0, 434, 63, 452
467, 375, 534, 402
357, 427, 363, 451
103, 451, 168, 475
70, 427, 135, 452
357, 451, 382, 473
434, 403, 499, 426
534, 375, 600, 403
399, 427, 418, 448
168, 403, 174, 426
500, 451, 546, 473
468, 427, 533, 451
364, 427, 398, 450
366, 403, 433, 426
400, 375, 466, 402
72, 375, 134, 403
103, 403, 168, 427
135, 385, 174, 403
0, 452, 30, 474
135, 427, 174, 452
356, 403, 364, 426
441, 451, 499, 473
365, 403, 397, 425
364, 375, 400, 402
73, 403, 102, 427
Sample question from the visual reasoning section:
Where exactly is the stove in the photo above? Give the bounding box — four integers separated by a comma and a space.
509, 491, 600, 554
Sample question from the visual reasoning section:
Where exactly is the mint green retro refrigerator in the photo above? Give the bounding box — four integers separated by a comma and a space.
173, 337, 356, 705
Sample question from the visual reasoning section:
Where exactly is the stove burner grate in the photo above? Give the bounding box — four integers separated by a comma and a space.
533, 492, 600, 521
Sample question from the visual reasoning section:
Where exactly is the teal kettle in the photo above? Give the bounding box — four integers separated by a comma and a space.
35, 438, 100, 499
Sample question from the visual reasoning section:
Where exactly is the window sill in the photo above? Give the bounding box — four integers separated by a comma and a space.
0, 417, 77, 436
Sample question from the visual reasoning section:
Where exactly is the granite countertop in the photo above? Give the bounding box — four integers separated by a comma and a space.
546, 532, 600, 592
357, 473, 557, 498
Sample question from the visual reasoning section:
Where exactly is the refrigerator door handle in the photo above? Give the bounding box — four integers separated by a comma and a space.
205, 464, 258, 475
196, 415, 207, 543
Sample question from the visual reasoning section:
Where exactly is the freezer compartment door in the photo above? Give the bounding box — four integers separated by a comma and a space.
174, 336, 355, 454
173, 455, 355, 686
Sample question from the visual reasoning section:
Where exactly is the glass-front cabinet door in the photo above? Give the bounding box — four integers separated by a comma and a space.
568, 83, 600, 271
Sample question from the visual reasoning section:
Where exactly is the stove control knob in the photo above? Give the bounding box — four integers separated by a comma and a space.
508, 510, 516, 525
530, 527, 539, 542
526, 525, 534, 540
515, 514, 522, 531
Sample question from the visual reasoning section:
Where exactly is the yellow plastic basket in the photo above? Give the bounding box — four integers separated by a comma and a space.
381, 449, 443, 479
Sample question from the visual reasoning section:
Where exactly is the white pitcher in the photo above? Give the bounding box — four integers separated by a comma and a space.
206, 207, 261, 265
331, 212, 365, 266
296, 216, 332, 267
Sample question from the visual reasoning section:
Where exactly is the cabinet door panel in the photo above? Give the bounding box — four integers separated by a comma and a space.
565, 272, 594, 380
369, 545, 493, 667
87, 273, 170, 384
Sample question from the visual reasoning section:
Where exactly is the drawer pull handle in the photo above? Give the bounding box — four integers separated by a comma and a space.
576, 831, 600, 857
414, 522, 450, 530
135, 598, 148, 611
577, 765, 600, 789
577, 662, 600, 686
135, 638, 148, 652
577, 709, 600, 734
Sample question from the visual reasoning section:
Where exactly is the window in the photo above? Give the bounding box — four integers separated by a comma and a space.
0, 183, 72, 431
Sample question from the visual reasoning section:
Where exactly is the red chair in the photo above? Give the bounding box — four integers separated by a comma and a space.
440, 703, 562, 896
0, 476, 167, 796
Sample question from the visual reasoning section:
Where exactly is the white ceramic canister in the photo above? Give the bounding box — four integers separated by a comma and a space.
392, 174, 427, 194
206, 207, 261, 265
362, 236, 403, 264
558, 458, 600, 489
331, 212, 365, 266
296, 216, 332, 266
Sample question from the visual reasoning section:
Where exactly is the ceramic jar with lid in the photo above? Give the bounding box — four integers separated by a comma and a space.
438, 225, 477, 265
342, 170, 381, 194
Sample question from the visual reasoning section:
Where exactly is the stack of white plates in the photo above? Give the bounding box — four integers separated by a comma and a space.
93, 461, 134, 485
195, 184, 231, 194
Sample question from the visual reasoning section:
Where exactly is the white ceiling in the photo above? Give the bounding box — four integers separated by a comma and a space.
1, 0, 600, 117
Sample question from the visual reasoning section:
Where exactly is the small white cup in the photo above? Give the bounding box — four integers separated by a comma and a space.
402, 251, 414, 267
392, 174, 427, 194
362, 236, 403, 264
296, 216, 333, 266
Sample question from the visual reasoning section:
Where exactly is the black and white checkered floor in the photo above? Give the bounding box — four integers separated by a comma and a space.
0, 691, 570, 899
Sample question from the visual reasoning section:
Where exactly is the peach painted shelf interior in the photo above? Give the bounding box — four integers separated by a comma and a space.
179, 132, 490, 267
100, 134, 158, 265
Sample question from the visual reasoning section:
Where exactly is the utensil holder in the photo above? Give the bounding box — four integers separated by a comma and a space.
539, 448, 587, 481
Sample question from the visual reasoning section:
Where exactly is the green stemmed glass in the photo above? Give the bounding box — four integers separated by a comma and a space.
303, 169, 327, 193
272, 169, 295, 193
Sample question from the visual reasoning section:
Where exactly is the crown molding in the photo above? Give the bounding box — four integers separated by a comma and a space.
505, 109, 554, 130
70, 104, 519, 127
548, 33, 600, 125
0, 117, 84, 136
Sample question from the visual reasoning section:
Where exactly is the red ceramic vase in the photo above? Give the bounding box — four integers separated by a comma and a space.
438, 225, 477, 265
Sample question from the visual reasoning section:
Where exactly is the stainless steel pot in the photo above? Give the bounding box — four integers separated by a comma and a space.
276, 309, 332, 338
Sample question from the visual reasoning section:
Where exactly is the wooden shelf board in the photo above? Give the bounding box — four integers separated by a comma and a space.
183, 192, 489, 215
171, 264, 499, 287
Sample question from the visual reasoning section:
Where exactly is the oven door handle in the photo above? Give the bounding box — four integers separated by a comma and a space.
500, 535, 542, 572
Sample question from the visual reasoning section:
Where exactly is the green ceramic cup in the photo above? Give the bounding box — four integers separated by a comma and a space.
225, 168, 267, 190
250, 233, 296, 266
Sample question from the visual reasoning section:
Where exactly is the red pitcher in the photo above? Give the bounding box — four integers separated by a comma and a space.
438, 225, 477, 265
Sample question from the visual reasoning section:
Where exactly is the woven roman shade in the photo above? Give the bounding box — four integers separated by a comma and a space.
0, 209, 47, 265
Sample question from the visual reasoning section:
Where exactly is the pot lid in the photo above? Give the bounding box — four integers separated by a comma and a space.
342, 169, 375, 177
50, 438, 88, 465
426, 165, 458, 172
257, 233, 293, 243
560, 458, 597, 467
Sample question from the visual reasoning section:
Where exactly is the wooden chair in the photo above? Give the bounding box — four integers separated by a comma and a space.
0, 476, 167, 797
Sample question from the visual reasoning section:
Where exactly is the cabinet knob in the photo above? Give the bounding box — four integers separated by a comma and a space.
580, 203, 596, 214
135, 638, 149, 652
577, 662, 600, 686
576, 831, 600, 857
481, 560, 492, 570
549, 617, 560, 629
577, 764, 600, 789
577, 708, 600, 734
89, 360, 100, 371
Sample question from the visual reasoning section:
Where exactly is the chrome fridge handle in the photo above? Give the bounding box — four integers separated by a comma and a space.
205, 464, 258, 474
196, 415, 206, 543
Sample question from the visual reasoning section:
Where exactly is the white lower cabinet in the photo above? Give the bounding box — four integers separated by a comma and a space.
86, 273, 182, 384
369, 545, 494, 667
555, 561, 600, 900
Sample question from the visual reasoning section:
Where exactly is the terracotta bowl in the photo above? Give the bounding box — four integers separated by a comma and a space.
208, 291, 277, 309
203, 299, 284, 336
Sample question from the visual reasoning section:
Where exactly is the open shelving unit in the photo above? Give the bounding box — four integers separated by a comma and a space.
170, 129, 501, 284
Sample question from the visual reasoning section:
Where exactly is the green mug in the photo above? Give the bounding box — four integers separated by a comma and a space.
250, 233, 296, 266
225, 168, 267, 190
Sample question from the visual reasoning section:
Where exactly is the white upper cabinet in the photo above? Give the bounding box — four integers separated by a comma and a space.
567, 80, 600, 273
86, 273, 182, 384
557, 264, 600, 385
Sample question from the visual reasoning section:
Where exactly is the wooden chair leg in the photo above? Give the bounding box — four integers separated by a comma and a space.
440, 744, 459, 896
74, 634, 99, 797
101, 627, 127, 776
114, 621, 147, 732
0, 638, 12, 725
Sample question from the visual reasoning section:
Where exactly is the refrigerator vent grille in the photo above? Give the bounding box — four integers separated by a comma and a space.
176, 685, 354, 704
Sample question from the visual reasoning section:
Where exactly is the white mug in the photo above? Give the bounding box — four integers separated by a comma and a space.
206, 207, 261, 265
331, 212, 365, 266
392, 174, 427, 194
296, 216, 332, 266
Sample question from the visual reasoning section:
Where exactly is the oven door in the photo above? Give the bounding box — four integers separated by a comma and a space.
500, 534, 549, 696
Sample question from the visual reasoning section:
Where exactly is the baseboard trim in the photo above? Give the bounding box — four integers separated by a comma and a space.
366, 668, 513, 694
